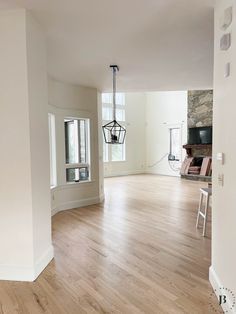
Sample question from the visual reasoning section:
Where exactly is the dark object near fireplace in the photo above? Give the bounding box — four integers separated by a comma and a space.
188, 126, 212, 145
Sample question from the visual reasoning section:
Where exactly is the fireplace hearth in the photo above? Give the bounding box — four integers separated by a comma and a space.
181, 144, 212, 182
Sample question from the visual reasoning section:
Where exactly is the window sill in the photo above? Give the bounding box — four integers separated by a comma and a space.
51, 180, 95, 191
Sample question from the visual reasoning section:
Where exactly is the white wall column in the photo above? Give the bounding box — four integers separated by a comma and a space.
0, 9, 53, 281
210, 0, 236, 310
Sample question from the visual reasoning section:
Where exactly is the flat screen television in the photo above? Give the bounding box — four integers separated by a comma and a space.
188, 126, 212, 145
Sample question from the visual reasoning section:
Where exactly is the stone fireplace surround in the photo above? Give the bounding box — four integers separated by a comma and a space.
181, 90, 213, 181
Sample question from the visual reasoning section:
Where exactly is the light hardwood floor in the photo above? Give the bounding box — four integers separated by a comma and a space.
0, 175, 221, 314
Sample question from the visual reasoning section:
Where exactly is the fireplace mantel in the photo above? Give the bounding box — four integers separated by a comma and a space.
183, 144, 212, 157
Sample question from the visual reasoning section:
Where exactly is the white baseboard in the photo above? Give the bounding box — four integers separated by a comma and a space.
0, 245, 54, 282
145, 169, 180, 177
0, 264, 36, 282
52, 195, 104, 216
104, 170, 145, 178
209, 266, 236, 313
105, 171, 180, 178
34, 245, 54, 280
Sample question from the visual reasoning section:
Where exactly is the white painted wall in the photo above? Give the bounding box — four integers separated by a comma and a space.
146, 92, 188, 176
26, 11, 53, 270
210, 0, 236, 308
48, 78, 103, 214
104, 93, 146, 177
103, 91, 187, 177
0, 9, 53, 281
97, 92, 104, 197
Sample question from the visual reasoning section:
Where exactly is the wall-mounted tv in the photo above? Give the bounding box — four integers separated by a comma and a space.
188, 126, 212, 145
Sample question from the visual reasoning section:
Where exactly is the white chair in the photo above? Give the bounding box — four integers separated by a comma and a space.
196, 188, 212, 237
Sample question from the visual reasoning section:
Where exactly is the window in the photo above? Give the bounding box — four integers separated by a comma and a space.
48, 113, 57, 187
169, 128, 181, 161
111, 145, 125, 161
64, 118, 90, 183
102, 93, 125, 106
103, 142, 109, 163
102, 93, 126, 162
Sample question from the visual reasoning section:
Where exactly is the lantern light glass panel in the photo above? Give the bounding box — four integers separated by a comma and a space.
102, 120, 126, 144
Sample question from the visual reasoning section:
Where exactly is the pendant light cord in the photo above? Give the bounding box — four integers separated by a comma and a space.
113, 67, 116, 121
110, 65, 119, 121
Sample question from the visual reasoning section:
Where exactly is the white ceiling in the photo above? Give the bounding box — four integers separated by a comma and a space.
0, 0, 215, 92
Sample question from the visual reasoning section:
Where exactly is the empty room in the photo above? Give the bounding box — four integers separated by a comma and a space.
0, 0, 235, 313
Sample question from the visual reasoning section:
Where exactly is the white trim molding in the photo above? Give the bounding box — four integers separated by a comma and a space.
52, 195, 104, 216
51, 180, 95, 191
34, 245, 54, 280
104, 170, 145, 178
0, 245, 54, 282
209, 266, 236, 313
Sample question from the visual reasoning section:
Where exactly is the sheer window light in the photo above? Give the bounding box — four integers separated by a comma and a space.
64, 118, 90, 183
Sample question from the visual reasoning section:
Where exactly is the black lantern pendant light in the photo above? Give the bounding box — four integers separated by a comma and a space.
102, 65, 126, 144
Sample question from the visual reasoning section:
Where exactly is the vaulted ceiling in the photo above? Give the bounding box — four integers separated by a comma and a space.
0, 0, 215, 91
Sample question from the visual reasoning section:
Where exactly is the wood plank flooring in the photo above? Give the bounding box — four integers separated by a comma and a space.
0, 175, 221, 313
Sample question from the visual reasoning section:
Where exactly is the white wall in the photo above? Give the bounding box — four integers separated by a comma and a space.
48, 78, 103, 214
97, 92, 104, 197
146, 91, 188, 176
104, 93, 146, 177
0, 9, 53, 281
26, 11, 53, 269
103, 91, 187, 177
210, 0, 236, 309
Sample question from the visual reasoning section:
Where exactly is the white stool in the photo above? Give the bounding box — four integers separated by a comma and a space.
196, 187, 212, 237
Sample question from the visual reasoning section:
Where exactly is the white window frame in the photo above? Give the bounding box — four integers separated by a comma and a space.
64, 117, 91, 183
167, 124, 183, 164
